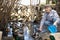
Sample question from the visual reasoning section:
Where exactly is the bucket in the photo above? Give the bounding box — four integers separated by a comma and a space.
48, 25, 57, 33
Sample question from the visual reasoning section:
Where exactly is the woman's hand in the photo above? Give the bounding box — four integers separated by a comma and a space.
39, 26, 42, 31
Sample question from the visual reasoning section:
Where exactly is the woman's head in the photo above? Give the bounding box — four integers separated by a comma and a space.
45, 5, 52, 13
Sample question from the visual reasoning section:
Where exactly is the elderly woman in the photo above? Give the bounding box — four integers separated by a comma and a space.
39, 5, 59, 32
